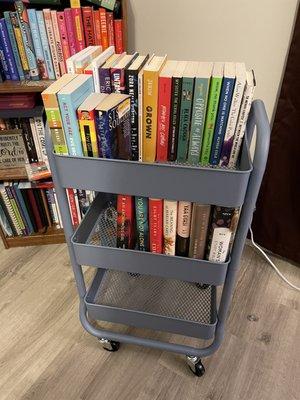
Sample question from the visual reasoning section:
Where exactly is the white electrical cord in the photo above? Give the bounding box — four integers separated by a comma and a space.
249, 227, 300, 292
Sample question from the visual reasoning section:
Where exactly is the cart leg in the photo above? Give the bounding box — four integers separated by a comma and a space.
186, 355, 205, 377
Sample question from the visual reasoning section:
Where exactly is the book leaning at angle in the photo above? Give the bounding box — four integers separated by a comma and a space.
74, 45, 102, 74
163, 199, 177, 256
66, 46, 94, 73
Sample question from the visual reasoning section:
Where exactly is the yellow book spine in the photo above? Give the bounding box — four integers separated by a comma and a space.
13, 26, 29, 71
78, 120, 88, 157
142, 70, 159, 162
70, 0, 81, 7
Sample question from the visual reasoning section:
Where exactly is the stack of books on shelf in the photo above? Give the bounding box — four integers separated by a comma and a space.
0, 0, 124, 83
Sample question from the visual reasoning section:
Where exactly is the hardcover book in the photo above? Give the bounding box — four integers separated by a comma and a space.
111, 53, 138, 93
149, 198, 163, 253
9, 11, 30, 79
188, 204, 211, 259
27, 9, 48, 79
163, 199, 177, 256
135, 196, 149, 251
117, 194, 134, 249
36, 10, 55, 80
0, 19, 19, 81
176, 201, 192, 257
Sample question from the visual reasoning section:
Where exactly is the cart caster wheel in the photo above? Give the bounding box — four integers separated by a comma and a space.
195, 283, 209, 290
186, 356, 205, 377
99, 338, 120, 352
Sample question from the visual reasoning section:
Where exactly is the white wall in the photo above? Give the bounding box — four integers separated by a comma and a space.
126, 0, 299, 120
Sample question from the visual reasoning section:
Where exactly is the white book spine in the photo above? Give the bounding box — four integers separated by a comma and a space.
53, 189, 63, 228
138, 70, 144, 162
93, 64, 101, 92
29, 117, 43, 162
51, 10, 66, 75
208, 227, 232, 263
163, 200, 177, 256
43, 10, 61, 79
34, 117, 49, 167
49, 190, 59, 225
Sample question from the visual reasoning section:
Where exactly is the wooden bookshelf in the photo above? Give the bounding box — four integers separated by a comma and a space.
3, 227, 65, 249
0, 105, 44, 119
0, 80, 54, 94
0, 167, 28, 181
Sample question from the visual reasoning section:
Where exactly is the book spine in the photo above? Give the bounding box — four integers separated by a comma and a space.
0, 186, 22, 235
27, 9, 48, 80
43, 9, 60, 79
6, 184, 26, 235
135, 196, 149, 251
110, 67, 122, 93
117, 98, 132, 160
99, 68, 112, 93
210, 77, 235, 165
138, 69, 143, 161
21, 118, 38, 163
71, 8, 85, 52
0, 19, 19, 81
114, 19, 124, 53
206, 206, 239, 263
0, 195, 14, 237
29, 117, 43, 162
77, 189, 89, 217
73, 189, 82, 224
177, 77, 194, 162
156, 76, 172, 162
45, 189, 58, 226
188, 204, 211, 259
149, 198, 163, 253
99, 8, 109, 50
96, 109, 117, 158
200, 76, 223, 164
64, 9, 77, 56
13, 183, 34, 234
67, 188, 79, 226
82, 7, 95, 46
168, 77, 182, 161
34, 116, 48, 166
78, 109, 99, 157
176, 201, 192, 257
106, 12, 115, 46
9, 11, 30, 79
126, 69, 139, 160
51, 10, 66, 76
3, 12, 24, 80
163, 200, 177, 256
117, 194, 134, 249
219, 76, 246, 166
228, 82, 255, 168
93, 10, 102, 46
187, 77, 210, 165
14, 1, 39, 81
53, 188, 63, 228
57, 12, 71, 67
36, 10, 55, 80
0, 38, 11, 80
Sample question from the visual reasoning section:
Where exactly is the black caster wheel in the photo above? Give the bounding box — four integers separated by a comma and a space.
195, 283, 210, 290
99, 338, 120, 352
186, 356, 205, 377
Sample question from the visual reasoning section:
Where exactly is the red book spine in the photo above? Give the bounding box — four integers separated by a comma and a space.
149, 198, 163, 253
71, 7, 86, 52
57, 11, 70, 69
106, 12, 115, 47
117, 195, 134, 249
93, 10, 102, 46
114, 19, 124, 53
156, 76, 172, 162
82, 6, 95, 46
67, 188, 79, 226
64, 8, 77, 56
99, 8, 109, 50
27, 189, 43, 231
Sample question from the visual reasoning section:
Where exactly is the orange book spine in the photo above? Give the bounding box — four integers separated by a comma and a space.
99, 8, 108, 50
106, 12, 115, 47
93, 10, 102, 46
82, 6, 95, 46
114, 19, 124, 53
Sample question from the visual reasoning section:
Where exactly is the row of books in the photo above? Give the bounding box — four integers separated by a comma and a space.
0, 180, 95, 237
96, 194, 239, 263
0, 1, 124, 82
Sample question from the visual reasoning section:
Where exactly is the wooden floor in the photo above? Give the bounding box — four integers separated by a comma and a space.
0, 242, 299, 400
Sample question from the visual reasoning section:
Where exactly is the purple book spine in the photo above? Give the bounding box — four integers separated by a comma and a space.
99, 68, 112, 93
0, 19, 19, 80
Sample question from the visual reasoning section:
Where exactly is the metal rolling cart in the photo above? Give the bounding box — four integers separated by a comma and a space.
46, 99, 270, 376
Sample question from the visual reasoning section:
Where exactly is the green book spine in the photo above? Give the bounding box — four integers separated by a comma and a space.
200, 77, 222, 164
176, 77, 194, 162
168, 77, 182, 161
187, 77, 210, 164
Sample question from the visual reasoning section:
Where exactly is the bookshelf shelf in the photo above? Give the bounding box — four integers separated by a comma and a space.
0, 166, 28, 181
0, 105, 44, 119
0, 80, 54, 94
5, 226, 65, 249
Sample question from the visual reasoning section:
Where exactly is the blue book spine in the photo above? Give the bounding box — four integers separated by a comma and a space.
99, 68, 112, 93
135, 196, 149, 251
0, 40, 11, 80
209, 77, 235, 165
36, 11, 55, 80
13, 183, 34, 235
27, 9, 48, 80
0, 19, 19, 81
96, 110, 116, 158
3, 12, 24, 80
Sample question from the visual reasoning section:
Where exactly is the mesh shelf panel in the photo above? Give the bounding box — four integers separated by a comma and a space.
94, 270, 216, 325
87, 205, 117, 247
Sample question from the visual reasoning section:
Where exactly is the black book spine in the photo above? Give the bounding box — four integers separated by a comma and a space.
125, 68, 139, 161
33, 189, 47, 228
168, 77, 182, 161
175, 201, 192, 257
84, 125, 93, 157
20, 118, 38, 163
21, 189, 37, 232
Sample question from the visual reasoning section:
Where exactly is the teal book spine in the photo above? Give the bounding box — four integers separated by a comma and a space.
36, 11, 55, 80
135, 196, 149, 251
3, 12, 25, 81
176, 77, 194, 162
187, 77, 210, 164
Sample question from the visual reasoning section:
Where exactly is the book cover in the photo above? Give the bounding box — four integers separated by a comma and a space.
176, 201, 192, 257
114, 19, 124, 54
107, 12, 115, 47
156, 60, 178, 162
0, 184, 22, 236
14, 1, 39, 81
51, 10, 66, 75
135, 196, 149, 251
93, 10, 102, 46
58, 74, 94, 156
229, 70, 256, 168
187, 62, 213, 165
71, 8, 85, 52
36, 10, 55, 80
9, 11, 30, 79
3, 12, 24, 81
27, 9, 48, 80
177, 62, 198, 162
111, 53, 138, 93
206, 206, 239, 263
125, 54, 149, 161
82, 7, 95, 46
43, 9, 60, 79
200, 62, 224, 164
163, 199, 177, 256
99, 8, 109, 50
188, 204, 211, 259
168, 61, 187, 161
89, 45, 115, 92
142, 55, 167, 162
57, 12, 70, 69
0, 19, 19, 81
64, 8, 77, 56
117, 194, 134, 249
210, 62, 236, 165
149, 198, 163, 253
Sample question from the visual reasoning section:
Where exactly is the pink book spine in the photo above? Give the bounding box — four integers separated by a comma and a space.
64, 8, 77, 56
57, 11, 71, 68
71, 7, 86, 52
51, 10, 66, 75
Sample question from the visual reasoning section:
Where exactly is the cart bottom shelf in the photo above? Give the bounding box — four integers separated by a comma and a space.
85, 270, 217, 339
